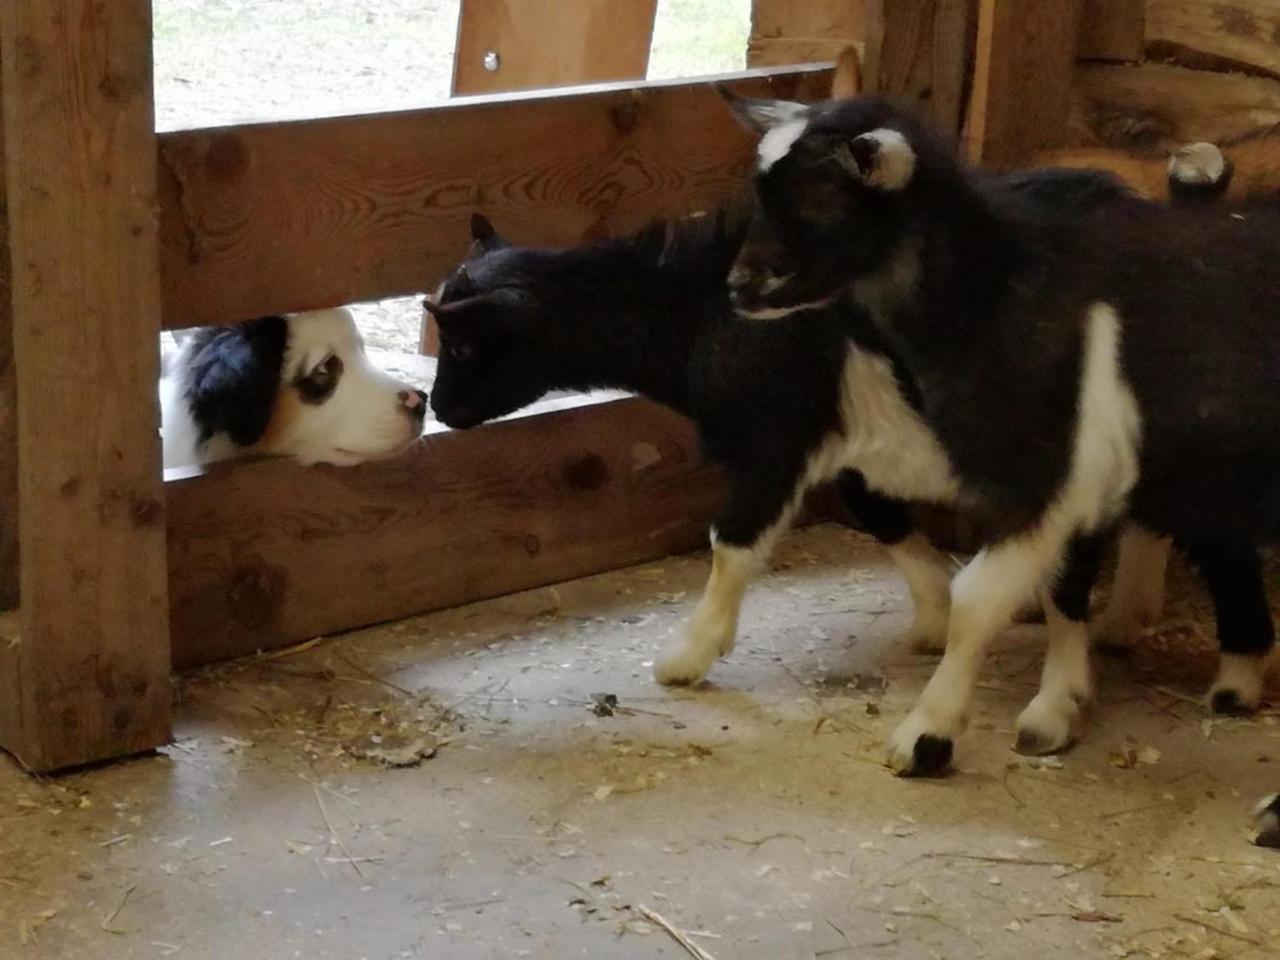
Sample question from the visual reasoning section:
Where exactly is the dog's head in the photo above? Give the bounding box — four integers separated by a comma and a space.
176, 307, 427, 466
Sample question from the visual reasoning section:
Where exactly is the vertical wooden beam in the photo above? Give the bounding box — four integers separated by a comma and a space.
966, 0, 1082, 167
426, 0, 660, 355
452, 0, 659, 96
0, 48, 16, 612
862, 0, 977, 135
0, 0, 171, 771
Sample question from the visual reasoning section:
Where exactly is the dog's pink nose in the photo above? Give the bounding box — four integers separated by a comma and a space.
399, 389, 422, 409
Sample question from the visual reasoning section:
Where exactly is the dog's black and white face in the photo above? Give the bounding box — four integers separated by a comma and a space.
163, 307, 427, 468
721, 92, 924, 318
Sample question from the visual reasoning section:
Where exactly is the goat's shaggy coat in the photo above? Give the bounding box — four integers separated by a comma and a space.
724, 92, 1279, 777
427, 172, 1166, 722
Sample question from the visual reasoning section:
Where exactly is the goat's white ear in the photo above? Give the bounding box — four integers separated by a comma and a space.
717, 85, 807, 134
833, 128, 916, 191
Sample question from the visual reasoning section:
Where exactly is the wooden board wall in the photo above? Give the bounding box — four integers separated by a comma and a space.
0, 54, 15, 612
453, 0, 658, 95
1078, 0, 1145, 62
1146, 0, 1280, 80
156, 65, 832, 330
966, 0, 1083, 166
747, 0, 866, 68
167, 399, 722, 667
0, 0, 171, 771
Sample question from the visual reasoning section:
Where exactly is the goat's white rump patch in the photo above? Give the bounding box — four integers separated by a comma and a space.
837, 129, 917, 191
1168, 142, 1226, 185
757, 117, 809, 172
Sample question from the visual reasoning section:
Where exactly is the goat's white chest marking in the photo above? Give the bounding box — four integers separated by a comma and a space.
805, 345, 960, 503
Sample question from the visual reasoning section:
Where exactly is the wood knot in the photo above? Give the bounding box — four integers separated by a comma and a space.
60, 477, 81, 499
227, 562, 285, 628
610, 102, 640, 133
563, 454, 609, 491
524, 534, 541, 557
131, 497, 162, 527
205, 134, 250, 182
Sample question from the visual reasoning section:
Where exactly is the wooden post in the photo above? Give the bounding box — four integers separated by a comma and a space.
0, 52, 16, 612
0, 0, 171, 771
747, 0, 866, 68
966, 0, 1082, 166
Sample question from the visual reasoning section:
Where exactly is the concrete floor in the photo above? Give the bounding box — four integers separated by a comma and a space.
2, 524, 1277, 959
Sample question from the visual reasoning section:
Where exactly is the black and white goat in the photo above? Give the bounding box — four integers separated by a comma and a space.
721, 92, 1279, 779
427, 178, 1161, 730
162, 307, 427, 468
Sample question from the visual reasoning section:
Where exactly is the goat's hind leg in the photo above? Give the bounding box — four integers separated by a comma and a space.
654, 463, 804, 686
1188, 540, 1273, 715
835, 470, 953, 653
1015, 532, 1106, 755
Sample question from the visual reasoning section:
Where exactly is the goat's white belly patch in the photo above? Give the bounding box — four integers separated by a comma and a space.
804, 345, 961, 504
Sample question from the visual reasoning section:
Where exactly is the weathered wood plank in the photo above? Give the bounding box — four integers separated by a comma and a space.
166, 398, 724, 667
1077, 0, 1144, 62
1146, 0, 1280, 80
0, 0, 171, 771
0, 49, 16, 612
156, 65, 832, 330
862, 0, 976, 135
748, 0, 865, 65
966, 0, 1083, 166
453, 0, 658, 95
1072, 62, 1280, 151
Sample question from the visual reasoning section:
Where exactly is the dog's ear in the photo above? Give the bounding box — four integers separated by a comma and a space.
717, 85, 807, 134
832, 128, 917, 192
468, 213, 509, 257
183, 316, 288, 447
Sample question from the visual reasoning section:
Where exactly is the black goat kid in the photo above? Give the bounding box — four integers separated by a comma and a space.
428, 181, 1159, 750
723, 91, 1279, 779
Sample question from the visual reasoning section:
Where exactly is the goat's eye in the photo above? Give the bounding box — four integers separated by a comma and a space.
449, 341, 475, 362
296, 354, 343, 403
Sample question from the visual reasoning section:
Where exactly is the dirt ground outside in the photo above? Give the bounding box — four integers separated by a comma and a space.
153, 0, 752, 354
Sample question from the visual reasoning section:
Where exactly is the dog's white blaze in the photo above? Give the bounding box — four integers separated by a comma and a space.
757, 117, 808, 172
857, 129, 917, 191
889, 303, 1143, 771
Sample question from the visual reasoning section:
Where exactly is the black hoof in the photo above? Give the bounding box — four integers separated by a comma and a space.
904, 735, 953, 777
1211, 689, 1255, 717
1014, 727, 1064, 757
1254, 794, 1280, 849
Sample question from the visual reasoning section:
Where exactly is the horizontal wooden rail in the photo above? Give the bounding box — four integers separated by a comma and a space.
157, 64, 833, 329
165, 397, 724, 667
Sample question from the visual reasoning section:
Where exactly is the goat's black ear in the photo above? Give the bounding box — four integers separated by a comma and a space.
717, 85, 807, 134
833, 128, 917, 191
468, 213, 508, 255
184, 316, 288, 447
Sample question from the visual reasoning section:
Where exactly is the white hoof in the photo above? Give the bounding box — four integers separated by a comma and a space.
1208, 653, 1266, 715
652, 608, 735, 686
1014, 687, 1089, 756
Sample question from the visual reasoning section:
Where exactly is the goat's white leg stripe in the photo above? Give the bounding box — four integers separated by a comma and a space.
886, 533, 953, 653
1015, 592, 1093, 755
654, 507, 797, 685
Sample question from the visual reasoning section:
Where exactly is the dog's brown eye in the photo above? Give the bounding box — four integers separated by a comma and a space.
296, 354, 343, 404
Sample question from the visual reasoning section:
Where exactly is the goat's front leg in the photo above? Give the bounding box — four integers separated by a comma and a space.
654, 463, 804, 686
834, 471, 953, 653
887, 523, 1072, 776
1015, 533, 1106, 755
1188, 540, 1274, 715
